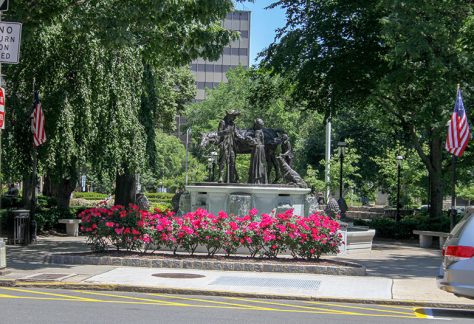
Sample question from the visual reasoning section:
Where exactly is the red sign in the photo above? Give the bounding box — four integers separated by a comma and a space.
0, 87, 4, 129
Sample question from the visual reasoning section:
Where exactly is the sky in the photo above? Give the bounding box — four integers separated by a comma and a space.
234, 1, 286, 65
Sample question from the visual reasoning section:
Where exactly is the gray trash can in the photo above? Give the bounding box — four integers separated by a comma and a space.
8, 210, 30, 245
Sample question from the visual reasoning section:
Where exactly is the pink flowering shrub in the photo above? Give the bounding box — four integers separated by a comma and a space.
78, 206, 343, 260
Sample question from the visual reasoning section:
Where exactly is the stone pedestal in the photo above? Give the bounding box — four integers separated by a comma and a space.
184, 183, 311, 216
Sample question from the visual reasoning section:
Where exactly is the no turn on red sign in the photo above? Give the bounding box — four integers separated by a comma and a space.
0, 87, 5, 129
0, 21, 21, 64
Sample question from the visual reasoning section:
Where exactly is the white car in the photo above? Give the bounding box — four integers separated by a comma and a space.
437, 213, 474, 299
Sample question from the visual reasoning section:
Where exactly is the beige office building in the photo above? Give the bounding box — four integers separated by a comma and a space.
190, 11, 251, 101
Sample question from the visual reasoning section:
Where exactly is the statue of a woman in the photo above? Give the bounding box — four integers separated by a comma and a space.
249, 118, 268, 184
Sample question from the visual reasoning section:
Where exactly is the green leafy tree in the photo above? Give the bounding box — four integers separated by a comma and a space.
372, 146, 426, 207
3, 1, 241, 207
262, 0, 474, 218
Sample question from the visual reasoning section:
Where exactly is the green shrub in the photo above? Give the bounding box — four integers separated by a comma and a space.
72, 192, 108, 200
150, 202, 172, 212
354, 210, 463, 239
0, 209, 8, 234
35, 206, 87, 233
37, 195, 58, 208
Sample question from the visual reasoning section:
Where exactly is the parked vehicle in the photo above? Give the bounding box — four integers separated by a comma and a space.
437, 213, 474, 299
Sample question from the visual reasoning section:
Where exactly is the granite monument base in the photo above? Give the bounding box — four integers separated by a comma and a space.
184, 183, 311, 216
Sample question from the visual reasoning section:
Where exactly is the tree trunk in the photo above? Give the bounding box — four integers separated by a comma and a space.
115, 168, 136, 207
53, 178, 77, 209
429, 135, 443, 219
42, 174, 53, 196
22, 175, 34, 209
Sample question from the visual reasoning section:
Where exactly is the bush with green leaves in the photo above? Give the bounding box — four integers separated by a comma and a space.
354, 210, 463, 239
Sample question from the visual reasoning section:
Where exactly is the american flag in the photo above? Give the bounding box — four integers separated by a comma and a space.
446, 87, 470, 157
31, 91, 46, 147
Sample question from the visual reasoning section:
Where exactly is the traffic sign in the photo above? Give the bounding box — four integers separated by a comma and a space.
0, 87, 5, 129
0, 22, 21, 64
0, 1, 8, 12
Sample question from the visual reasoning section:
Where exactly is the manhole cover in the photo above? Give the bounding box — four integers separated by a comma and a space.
152, 273, 205, 279
19, 273, 76, 281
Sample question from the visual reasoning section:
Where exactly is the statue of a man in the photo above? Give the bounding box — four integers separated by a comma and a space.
217, 110, 240, 183
280, 134, 293, 166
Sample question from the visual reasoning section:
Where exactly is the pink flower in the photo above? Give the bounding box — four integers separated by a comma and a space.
114, 227, 124, 235
249, 208, 258, 216
105, 222, 114, 228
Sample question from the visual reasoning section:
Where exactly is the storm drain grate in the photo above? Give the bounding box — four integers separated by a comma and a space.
209, 276, 321, 290
19, 273, 76, 282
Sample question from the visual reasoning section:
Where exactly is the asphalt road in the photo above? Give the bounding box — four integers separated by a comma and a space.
0, 287, 473, 323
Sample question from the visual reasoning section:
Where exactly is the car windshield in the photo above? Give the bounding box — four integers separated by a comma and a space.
450, 214, 472, 238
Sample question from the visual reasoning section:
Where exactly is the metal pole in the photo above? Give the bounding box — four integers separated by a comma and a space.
450, 155, 457, 230
324, 119, 331, 202
396, 162, 401, 222
185, 128, 191, 186
0, 11, 3, 210
339, 152, 343, 199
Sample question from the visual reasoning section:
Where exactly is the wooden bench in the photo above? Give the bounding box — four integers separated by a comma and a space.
413, 230, 449, 249
58, 219, 82, 237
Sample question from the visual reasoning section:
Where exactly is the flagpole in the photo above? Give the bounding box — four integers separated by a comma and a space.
30, 83, 37, 243
450, 83, 461, 231
450, 155, 456, 230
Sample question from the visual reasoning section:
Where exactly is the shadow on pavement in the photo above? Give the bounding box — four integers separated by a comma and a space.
4, 236, 89, 271
335, 241, 443, 279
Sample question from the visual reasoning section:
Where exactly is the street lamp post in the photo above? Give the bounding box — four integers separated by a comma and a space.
337, 141, 347, 199
185, 128, 191, 186
396, 155, 404, 222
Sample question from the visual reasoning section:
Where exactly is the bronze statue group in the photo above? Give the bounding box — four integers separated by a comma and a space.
202, 110, 306, 188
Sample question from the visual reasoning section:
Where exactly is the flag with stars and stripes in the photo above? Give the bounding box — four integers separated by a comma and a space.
31, 91, 46, 147
446, 87, 470, 157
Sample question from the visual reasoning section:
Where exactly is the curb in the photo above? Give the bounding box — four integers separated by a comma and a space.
45, 254, 366, 276
0, 279, 473, 310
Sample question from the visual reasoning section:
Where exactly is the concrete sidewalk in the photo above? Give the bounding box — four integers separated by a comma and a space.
1, 235, 473, 307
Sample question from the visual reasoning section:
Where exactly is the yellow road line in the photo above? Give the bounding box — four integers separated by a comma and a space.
374, 304, 414, 310
304, 301, 414, 315
0, 287, 101, 302
148, 293, 275, 311
222, 297, 419, 319
0, 289, 422, 319
73, 290, 189, 307
223, 296, 360, 315
0, 294, 247, 309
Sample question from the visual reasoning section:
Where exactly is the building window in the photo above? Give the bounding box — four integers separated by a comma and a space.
238, 48, 248, 56
191, 64, 197, 72
231, 48, 239, 55
240, 30, 249, 38
240, 12, 249, 20
197, 64, 205, 72
205, 64, 214, 72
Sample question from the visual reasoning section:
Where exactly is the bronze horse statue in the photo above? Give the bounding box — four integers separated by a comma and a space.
200, 128, 286, 183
